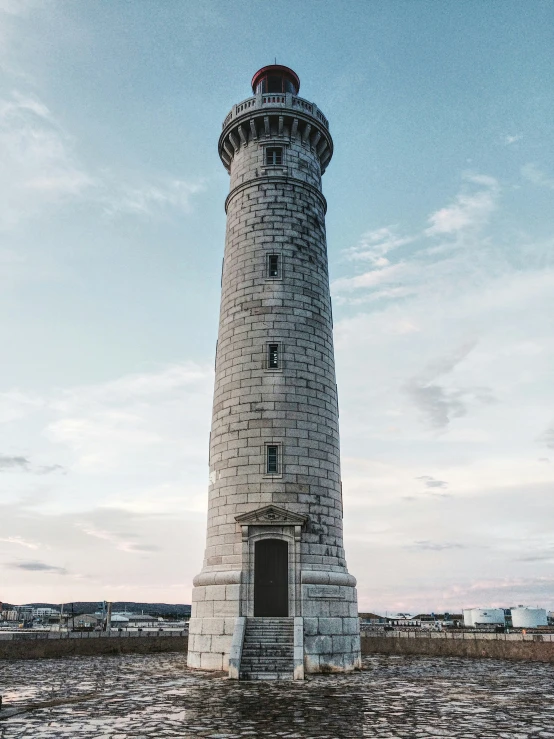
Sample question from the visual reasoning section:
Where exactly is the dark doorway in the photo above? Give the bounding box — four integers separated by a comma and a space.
254, 539, 288, 616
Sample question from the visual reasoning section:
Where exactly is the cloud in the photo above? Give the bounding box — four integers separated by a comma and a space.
538, 426, 554, 450
76, 522, 161, 554
503, 134, 521, 145
0, 536, 38, 550
0, 91, 94, 228
332, 262, 410, 294
521, 163, 554, 190
0, 453, 64, 474
404, 342, 496, 430
517, 549, 554, 563
0, 453, 30, 470
9, 560, 68, 574
102, 178, 205, 218
342, 226, 415, 266
408, 541, 466, 551
415, 476, 448, 489
333, 173, 500, 300
0, 90, 204, 230
425, 174, 499, 236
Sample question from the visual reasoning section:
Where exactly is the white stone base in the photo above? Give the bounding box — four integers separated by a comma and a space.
187, 570, 361, 675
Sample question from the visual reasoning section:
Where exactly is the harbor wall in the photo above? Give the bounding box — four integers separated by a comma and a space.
0, 632, 188, 660
3, 628, 554, 663
361, 631, 554, 663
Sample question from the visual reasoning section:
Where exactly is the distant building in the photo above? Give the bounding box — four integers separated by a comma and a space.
32, 607, 60, 618
73, 614, 102, 629
359, 612, 387, 625
1, 609, 18, 621
510, 607, 548, 628
463, 608, 505, 627
388, 617, 421, 628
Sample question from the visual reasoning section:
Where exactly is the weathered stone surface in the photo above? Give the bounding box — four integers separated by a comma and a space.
188, 68, 360, 674
2, 653, 554, 737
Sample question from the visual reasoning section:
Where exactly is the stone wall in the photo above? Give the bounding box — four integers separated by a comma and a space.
0, 633, 188, 661
188, 79, 360, 674
361, 632, 554, 663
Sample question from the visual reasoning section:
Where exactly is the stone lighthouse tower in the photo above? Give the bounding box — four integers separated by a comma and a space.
187, 65, 361, 679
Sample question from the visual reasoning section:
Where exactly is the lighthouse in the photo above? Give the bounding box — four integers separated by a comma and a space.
187, 65, 361, 679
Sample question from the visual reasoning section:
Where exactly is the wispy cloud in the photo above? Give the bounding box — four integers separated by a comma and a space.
503, 134, 521, 145
76, 522, 161, 554
0, 536, 39, 550
102, 178, 205, 218
521, 162, 554, 190
0, 452, 64, 474
415, 475, 448, 489
0, 90, 204, 230
0, 453, 30, 470
404, 342, 496, 430
9, 560, 68, 574
425, 174, 499, 236
408, 541, 466, 551
0, 91, 93, 228
332, 173, 500, 299
342, 226, 415, 266
538, 425, 554, 450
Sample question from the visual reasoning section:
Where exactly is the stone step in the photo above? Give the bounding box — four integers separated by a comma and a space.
239, 672, 294, 681
242, 647, 291, 657
240, 659, 294, 672
239, 617, 295, 681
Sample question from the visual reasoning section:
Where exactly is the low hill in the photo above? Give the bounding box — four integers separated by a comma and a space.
2, 602, 191, 618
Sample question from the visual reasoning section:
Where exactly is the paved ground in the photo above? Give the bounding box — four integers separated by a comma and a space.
0, 653, 553, 738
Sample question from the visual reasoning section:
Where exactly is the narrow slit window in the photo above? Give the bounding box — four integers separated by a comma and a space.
268, 254, 280, 278
265, 147, 283, 166
268, 343, 279, 369
266, 445, 279, 474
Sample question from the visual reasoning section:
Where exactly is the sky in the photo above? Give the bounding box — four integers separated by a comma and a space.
1, 0, 553, 614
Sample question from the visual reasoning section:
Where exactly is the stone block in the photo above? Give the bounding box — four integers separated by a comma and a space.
194, 601, 214, 618
316, 617, 343, 635
187, 650, 201, 669
306, 634, 333, 654
303, 618, 319, 636
201, 618, 225, 636
194, 634, 212, 653
211, 634, 233, 653
192, 587, 206, 602
200, 652, 223, 670
331, 635, 349, 652
342, 617, 359, 635
304, 653, 320, 673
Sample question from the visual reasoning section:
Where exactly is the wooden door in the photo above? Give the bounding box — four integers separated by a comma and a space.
254, 539, 288, 616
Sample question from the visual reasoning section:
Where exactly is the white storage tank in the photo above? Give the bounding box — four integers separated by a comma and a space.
511, 607, 547, 628
463, 608, 505, 627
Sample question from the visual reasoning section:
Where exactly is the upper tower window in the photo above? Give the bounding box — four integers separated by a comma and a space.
251, 65, 300, 96
265, 147, 283, 166
267, 253, 282, 279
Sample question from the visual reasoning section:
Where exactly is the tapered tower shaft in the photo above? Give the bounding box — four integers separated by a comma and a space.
188, 66, 360, 676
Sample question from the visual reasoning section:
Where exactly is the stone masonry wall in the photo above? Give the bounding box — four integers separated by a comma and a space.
188, 90, 360, 674
361, 632, 554, 663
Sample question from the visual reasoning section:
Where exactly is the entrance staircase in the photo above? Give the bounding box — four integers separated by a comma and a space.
239, 617, 294, 680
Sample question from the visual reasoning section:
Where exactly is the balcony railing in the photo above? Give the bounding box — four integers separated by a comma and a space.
222, 94, 329, 130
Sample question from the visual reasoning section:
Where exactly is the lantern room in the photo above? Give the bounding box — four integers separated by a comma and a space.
251, 65, 300, 95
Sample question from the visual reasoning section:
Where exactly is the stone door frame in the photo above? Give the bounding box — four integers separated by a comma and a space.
235, 505, 307, 618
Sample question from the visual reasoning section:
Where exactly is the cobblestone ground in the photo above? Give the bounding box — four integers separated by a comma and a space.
1, 653, 553, 738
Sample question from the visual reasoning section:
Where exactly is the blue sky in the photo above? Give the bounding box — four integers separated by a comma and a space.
1, 0, 553, 613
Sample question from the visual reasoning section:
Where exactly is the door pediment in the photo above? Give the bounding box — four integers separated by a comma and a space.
235, 504, 308, 527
